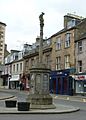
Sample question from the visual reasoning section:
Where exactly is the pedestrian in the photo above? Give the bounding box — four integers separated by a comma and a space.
19, 82, 23, 90
22, 83, 25, 90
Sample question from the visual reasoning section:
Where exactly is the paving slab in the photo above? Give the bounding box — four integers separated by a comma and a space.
0, 104, 80, 114
0, 92, 15, 100
0, 89, 80, 114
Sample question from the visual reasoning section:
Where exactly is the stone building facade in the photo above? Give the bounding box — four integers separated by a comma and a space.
0, 22, 6, 64
50, 28, 75, 71
50, 13, 84, 72
49, 13, 86, 95
75, 33, 86, 94
23, 38, 52, 75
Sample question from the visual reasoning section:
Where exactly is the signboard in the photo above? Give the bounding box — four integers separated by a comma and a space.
75, 75, 86, 80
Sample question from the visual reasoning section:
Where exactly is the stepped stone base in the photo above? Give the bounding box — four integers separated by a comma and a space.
26, 94, 56, 109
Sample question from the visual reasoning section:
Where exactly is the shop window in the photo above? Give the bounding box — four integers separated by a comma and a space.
56, 56, 61, 70
84, 82, 86, 92
78, 60, 82, 73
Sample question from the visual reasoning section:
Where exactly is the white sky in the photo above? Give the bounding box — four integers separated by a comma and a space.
0, 0, 85, 51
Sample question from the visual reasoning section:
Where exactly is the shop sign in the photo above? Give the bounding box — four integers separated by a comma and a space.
57, 72, 62, 75
75, 75, 86, 80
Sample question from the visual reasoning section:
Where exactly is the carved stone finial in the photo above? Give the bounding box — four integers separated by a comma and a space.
39, 12, 45, 27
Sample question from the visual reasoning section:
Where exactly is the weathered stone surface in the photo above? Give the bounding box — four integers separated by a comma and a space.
26, 13, 55, 109
26, 94, 56, 109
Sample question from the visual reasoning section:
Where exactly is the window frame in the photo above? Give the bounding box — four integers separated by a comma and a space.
16, 64, 19, 72
64, 55, 70, 69
13, 64, 15, 72
78, 41, 82, 53
56, 37, 61, 50
56, 56, 61, 70
65, 33, 71, 48
20, 63, 22, 71
78, 60, 82, 73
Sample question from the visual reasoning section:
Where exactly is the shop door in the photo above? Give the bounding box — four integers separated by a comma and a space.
58, 77, 61, 94
49, 78, 56, 93
53, 78, 56, 94
63, 77, 67, 94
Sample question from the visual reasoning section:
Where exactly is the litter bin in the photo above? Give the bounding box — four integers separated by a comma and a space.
17, 102, 30, 111
5, 100, 17, 108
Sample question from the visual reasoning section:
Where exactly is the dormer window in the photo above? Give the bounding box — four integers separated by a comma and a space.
67, 19, 76, 29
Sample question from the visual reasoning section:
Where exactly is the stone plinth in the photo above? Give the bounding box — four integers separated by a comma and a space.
26, 63, 56, 109
27, 94, 55, 109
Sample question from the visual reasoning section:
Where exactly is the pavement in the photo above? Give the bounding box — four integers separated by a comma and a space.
0, 88, 81, 114
52, 94, 86, 103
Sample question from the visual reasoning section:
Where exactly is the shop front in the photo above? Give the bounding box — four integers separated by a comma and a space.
49, 69, 73, 95
75, 74, 86, 95
20, 73, 30, 90
9, 75, 20, 89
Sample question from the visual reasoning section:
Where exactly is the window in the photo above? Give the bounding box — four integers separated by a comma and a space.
78, 60, 82, 72
56, 37, 61, 50
0, 32, 4, 38
31, 59, 34, 67
78, 41, 82, 53
36, 57, 39, 64
65, 33, 71, 48
56, 56, 61, 70
67, 19, 76, 29
65, 55, 70, 69
20, 63, 22, 71
13, 65, 15, 72
25, 60, 28, 71
47, 39, 51, 45
46, 55, 50, 64
17, 64, 19, 71
0, 44, 3, 47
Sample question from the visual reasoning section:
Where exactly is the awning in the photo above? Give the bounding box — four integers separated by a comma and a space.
10, 75, 19, 81
10, 78, 19, 81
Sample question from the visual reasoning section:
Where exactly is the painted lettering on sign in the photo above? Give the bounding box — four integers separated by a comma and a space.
75, 75, 86, 80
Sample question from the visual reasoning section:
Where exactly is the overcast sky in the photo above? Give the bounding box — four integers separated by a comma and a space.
0, 0, 85, 51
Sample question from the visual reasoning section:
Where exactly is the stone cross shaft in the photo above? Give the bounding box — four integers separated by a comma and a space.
39, 12, 45, 63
